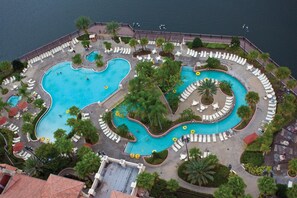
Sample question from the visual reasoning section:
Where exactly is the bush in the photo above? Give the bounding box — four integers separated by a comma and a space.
72, 54, 82, 65
192, 37, 203, 48
121, 37, 132, 44
1, 88, 8, 95
276, 184, 288, 198
112, 36, 120, 43
166, 92, 179, 113
145, 150, 168, 165
178, 161, 229, 187
240, 151, 264, 166
219, 81, 233, 96
206, 57, 220, 69
31, 107, 47, 140
243, 163, 271, 176
230, 37, 240, 48
77, 34, 90, 41
12, 60, 25, 71
117, 124, 129, 137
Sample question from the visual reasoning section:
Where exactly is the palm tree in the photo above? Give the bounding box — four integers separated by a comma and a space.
163, 42, 174, 54
189, 147, 201, 160
103, 41, 112, 50
18, 84, 29, 98
106, 21, 120, 38
183, 158, 216, 186
265, 63, 276, 73
197, 79, 217, 101
286, 79, 297, 89
245, 91, 260, 107
68, 106, 80, 116
0, 98, 9, 112
75, 16, 91, 34
156, 37, 165, 50
129, 38, 138, 52
136, 172, 157, 190
214, 185, 233, 198
287, 184, 297, 198
247, 50, 259, 62
275, 66, 291, 81
260, 53, 270, 64
72, 54, 82, 65
24, 157, 43, 176
166, 179, 179, 192
140, 37, 149, 50
148, 100, 167, 129
257, 176, 277, 197
237, 105, 252, 120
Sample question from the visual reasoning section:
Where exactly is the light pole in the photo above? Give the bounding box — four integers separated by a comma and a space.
242, 24, 249, 53
182, 135, 190, 161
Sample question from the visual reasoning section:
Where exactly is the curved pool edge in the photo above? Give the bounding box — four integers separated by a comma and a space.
35, 58, 132, 140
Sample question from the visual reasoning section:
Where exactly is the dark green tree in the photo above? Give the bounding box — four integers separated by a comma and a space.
192, 37, 203, 48
75, 16, 91, 34
257, 176, 277, 197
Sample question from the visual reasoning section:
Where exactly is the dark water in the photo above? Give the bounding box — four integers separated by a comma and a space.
1, 0, 297, 76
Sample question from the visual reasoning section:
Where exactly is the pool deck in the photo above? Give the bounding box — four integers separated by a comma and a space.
0, 34, 273, 197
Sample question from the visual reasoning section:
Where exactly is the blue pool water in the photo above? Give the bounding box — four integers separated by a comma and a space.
36, 58, 131, 141
86, 51, 99, 62
7, 95, 22, 107
113, 66, 247, 155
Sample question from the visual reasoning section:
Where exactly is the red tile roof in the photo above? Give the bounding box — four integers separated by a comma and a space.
0, 117, 7, 125
0, 165, 84, 198
17, 101, 28, 110
243, 132, 258, 145
8, 108, 18, 117
12, 142, 24, 153
40, 174, 84, 198
0, 164, 17, 172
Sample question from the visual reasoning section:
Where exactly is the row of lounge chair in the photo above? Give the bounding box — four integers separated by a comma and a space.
71, 134, 81, 143
172, 131, 233, 152
202, 96, 234, 121
186, 49, 198, 57
199, 51, 247, 65
15, 150, 31, 160
27, 38, 79, 65
248, 66, 277, 123
2, 76, 16, 85
113, 47, 131, 54
7, 123, 19, 134
81, 112, 90, 121
98, 116, 121, 143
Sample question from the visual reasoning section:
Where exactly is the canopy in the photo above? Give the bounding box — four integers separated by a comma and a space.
17, 101, 28, 110
13, 142, 24, 152
8, 107, 18, 117
0, 116, 7, 125
243, 133, 258, 145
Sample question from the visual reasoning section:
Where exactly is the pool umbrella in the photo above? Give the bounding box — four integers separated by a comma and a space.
13, 142, 24, 152
0, 116, 7, 126
17, 101, 28, 110
8, 107, 18, 117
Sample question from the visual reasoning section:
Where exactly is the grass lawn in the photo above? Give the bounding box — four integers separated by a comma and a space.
204, 43, 229, 49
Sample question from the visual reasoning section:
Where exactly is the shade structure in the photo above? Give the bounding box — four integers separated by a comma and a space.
0, 116, 7, 125
13, 142, 24, 152
17, 101, 28, 110
243, 132, 258, 145
8, 107, 18, 117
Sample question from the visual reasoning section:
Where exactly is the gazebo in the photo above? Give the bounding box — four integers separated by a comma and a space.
17, 101, 28, 111
8, 107, 19, 117
243, 133, 258, 145
0, 116, 7, 126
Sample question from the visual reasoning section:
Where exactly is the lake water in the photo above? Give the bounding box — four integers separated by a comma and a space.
0, 0, 296, 76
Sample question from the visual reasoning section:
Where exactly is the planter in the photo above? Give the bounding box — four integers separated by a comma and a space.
287, 170, 297, 178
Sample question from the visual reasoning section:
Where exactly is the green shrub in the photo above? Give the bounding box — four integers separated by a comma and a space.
240, 151, 264, 166
192, 37, 203, 48
219, 81, 233, 96
117, 124, 129, 137
1, 88, 8, 95
243, 163, 271, 176
186, 42, 193, 49
72, 54, 82, 65
166, 92, 179, 113
145, 150, 168, 165
276, 184, 288, 198
31, 107, 47, 140
121, 37, 132, 44
112, 36, 120, 43
77, 34, 90, 41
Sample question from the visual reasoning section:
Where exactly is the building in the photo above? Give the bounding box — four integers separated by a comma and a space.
88, 156, 145, 198
0, 164, 85, 198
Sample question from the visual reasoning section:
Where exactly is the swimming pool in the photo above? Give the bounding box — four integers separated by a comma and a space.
86, 51, 99, 62
7, 95, 22, 107
113, 66, 247, 155
36, 58, 131, 141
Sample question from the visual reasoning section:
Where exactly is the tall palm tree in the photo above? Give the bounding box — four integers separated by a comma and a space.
237, 105, 252, 120
245, 91, 260, 107
247, 50, 259, 62
265, 63, 276, 73
0, 98, 9, 112
129, 38, 138, 52
140, 37, 149, 50
156, 37, 165, 50
286, 79, 297, 89
189, 147, 201, 160
163, 42, 174, 54
75, 16, 91, 34
275, 66, 291, 81
183, 158, 216, 186
260, 53, 270, 64
148, 100, 167, 129
106, 21, 120, 38
197, 79, 217, 100
24, 157, 43, 176
18, 85, 29, 98
257, 176, 277, 197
